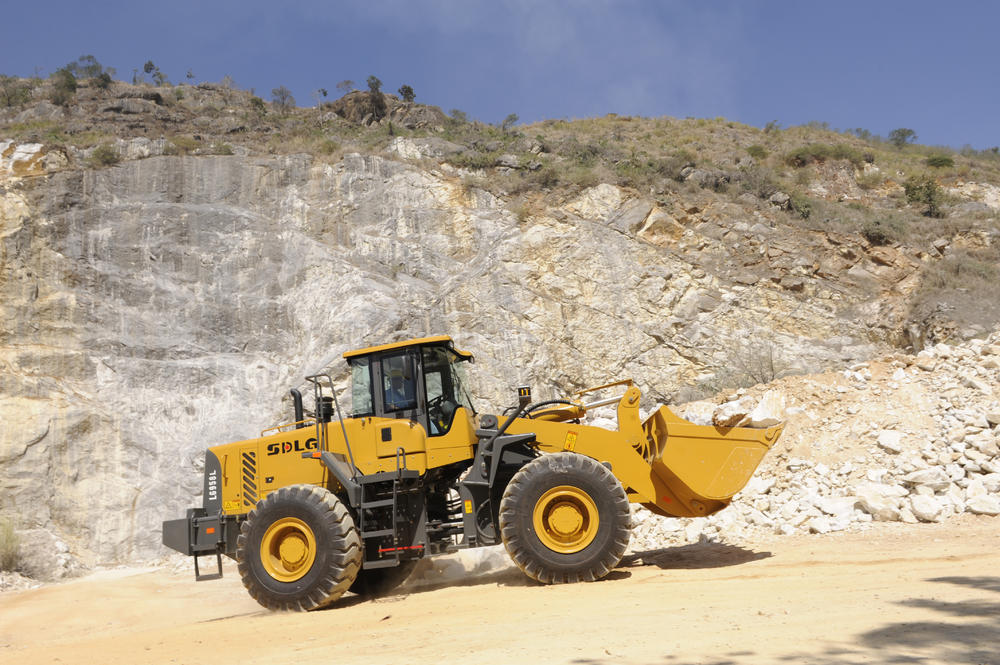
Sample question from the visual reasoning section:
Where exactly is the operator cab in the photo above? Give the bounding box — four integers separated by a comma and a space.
344, 335, 477, 436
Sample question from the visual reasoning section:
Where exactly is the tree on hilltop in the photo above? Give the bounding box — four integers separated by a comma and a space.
398, 84, 415, 103
65, 54, 115, 80
141, 60, 168, 86
336, 79, 355, 94
271, 86, 295, 115
61, 55, 115, 91
366, 75, 386, 120
889, 128, 917, 149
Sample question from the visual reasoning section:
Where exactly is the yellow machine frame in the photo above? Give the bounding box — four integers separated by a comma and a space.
164, 335, 783, 611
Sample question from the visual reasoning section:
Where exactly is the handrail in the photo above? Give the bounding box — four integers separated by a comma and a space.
260, 418, 317, 437
581, 395, 627, 410
572, 378, 634, 398
395, 446, 408, 477
305, 374, 358, 480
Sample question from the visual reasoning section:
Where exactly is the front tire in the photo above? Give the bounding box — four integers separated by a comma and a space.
499, 452, 630, 584
237, 484, 361, 611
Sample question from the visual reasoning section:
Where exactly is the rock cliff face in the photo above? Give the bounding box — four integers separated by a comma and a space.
1, 145, 894, 572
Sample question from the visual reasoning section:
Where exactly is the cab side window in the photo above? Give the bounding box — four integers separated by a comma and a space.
349, 357, 374, 417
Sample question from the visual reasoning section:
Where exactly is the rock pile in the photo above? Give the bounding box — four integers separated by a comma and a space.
681, 389, 787, 429
0, 571, 41, 592
629, 329, 1000, 551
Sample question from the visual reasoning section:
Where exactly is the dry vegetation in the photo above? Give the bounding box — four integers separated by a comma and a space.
0, 517, 20, 572
2, 70, 999, 347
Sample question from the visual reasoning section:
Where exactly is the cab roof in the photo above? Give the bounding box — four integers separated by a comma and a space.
343, 335, 474, 361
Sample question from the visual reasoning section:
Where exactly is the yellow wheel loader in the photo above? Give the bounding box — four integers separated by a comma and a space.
163, 336, 783, 610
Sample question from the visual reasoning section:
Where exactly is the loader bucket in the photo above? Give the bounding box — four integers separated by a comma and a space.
641, 405, 782, 514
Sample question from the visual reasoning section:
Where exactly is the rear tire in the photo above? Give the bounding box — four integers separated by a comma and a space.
349, 560, 418, 598
499, 452, 630, 584
236, 484, 361, 611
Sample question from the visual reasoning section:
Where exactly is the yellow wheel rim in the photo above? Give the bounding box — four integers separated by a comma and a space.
260, 517, 317, 582
532, 485, 599, 554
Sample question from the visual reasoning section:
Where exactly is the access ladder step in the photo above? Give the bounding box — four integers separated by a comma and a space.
363, 559, 404, 569
361, 528, 394, 539
194, 550, 223, 582
360, 498, 395, 509
358, 470, 420, 484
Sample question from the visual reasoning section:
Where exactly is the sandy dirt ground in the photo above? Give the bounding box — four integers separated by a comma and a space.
2, 516, 998, 665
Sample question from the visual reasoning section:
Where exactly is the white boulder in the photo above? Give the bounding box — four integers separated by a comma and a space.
901, 468, 952, 491
966, 495, 1000, 516
681, 401, 715, 426
747, 390, 786, 428
877, 430, 904, 454
909, 495, 943, 522
712, 396, 754, 427
853, 483, 903, 522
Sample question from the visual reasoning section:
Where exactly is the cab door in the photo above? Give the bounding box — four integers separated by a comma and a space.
373, 350, 427, 464
374, 350, 424, 421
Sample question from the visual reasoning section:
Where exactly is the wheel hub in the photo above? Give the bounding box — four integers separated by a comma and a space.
533, 485, 599, 554
548, 503, 584, 536
260, 517, 317, 582
278, 533, 308, 567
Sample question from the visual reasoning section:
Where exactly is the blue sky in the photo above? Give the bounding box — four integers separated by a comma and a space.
3, 1, 998, 149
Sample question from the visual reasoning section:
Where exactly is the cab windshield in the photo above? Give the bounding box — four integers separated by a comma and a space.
422, 346, 475, 435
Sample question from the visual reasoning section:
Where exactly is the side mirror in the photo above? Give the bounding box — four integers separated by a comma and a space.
517, 385, 531, 409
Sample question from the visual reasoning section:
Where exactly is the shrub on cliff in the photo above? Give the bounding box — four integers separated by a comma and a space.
89, 144, 120, 167
789, 192, 813, 219
785, 144, 864, 168
904, 174, 945, 218
679, 335, 794, 401
925, 154, 954, 168
49, 68, 77, 106
165, 136, 200, 155
249, 96, 266, 117
862, 220, 896, 245
740, 166, 778, 198
0, 75, 34, 107
0, 517, 20, 572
